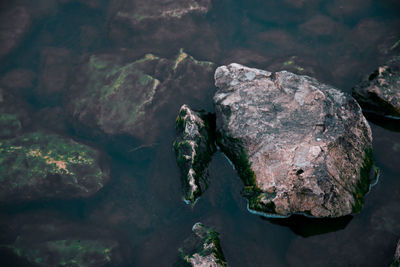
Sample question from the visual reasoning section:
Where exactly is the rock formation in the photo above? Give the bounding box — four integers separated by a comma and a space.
177, 223, 227, 267
174, 104, 215, 204
353, 56, 400, 118
0, 131, 109, 202
214, 63, 376, 218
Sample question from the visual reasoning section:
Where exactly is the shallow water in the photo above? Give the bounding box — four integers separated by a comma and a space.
0, 0, 400, 266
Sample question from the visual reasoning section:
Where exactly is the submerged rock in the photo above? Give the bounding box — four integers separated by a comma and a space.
177, 223, 227, 267
214, 63, 375, 218
8, 237, 118, 267
66, 50, 214, 144
0, 6, 31, 59
174, 105, 215, 204
393, 240, 400, 267
0, 132, 109, 202
353, 56, 400, 118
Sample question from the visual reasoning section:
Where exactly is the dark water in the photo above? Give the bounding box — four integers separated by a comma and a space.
0, 0, 400, 266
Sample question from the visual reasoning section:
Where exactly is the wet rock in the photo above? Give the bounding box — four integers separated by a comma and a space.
214, 63, 374, 218
65, 50, 214, 144
174, 105, 215, 205
0, 88, 31, 139
177, 223, 227, 267
353, 56, 400, 118
8, 237, 118, 267
108, 0, 218, 58
0, 6, 31, 59
36, 47, 73, 105
393, 240, 400, 267
0, 131, 109, 202
299, 15, 344, 38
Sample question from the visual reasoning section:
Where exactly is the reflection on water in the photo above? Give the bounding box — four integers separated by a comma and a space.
0, 0, 399, 266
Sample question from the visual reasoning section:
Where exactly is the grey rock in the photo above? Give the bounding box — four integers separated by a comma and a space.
353, 56, 400, 118
173, 105, 215, 205
177, 223, 227, 267
214, 63, 375, 218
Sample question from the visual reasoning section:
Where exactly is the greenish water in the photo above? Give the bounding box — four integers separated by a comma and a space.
0, 0, 399, 266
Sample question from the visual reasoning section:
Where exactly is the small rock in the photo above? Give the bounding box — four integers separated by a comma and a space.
174, 105, 215, 204
0, 131, 109, 202
0, 69, 36, 92
353, 56, 400, 118
177, 223, 227, 267
214, 63, 375, 218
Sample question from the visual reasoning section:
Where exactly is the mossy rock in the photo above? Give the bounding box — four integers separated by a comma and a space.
9, 237, 118, 267
0, 131, 109, 202
177, 223, 227, 267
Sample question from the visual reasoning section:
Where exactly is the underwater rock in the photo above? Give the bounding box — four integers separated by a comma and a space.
65, 50, 214, 144
393, 240, 400, 267
353, 56, 400, 118
36, 47, 73, 105
0, 131, 109, 202
0, 6, 31, 59
177, 223, 227, 267
0, 69, 36, 92
173, 104, 215, 205
214, 63, 374, 218
0, 88, 31, 139
8, 236, 118, 267
299, 15, 344, 37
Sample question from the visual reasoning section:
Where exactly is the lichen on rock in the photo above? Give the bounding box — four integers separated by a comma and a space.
214, 63, 376, 218
177, 223, 227, 267
353, 56, 400, 118
0, 131, 109, 202
174, 104, 215, 205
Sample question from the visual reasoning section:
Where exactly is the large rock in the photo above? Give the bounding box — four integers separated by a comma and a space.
0, 131, 109, 202
66, 50, 214, 144
174, 105, 215, 205
177, 223, 227, 267
353, 56, 400, 118
0, 6, 31, 59
214, 63, 375, 218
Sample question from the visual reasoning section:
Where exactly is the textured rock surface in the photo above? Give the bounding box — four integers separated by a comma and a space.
353, 56, 400, 117
0, 6, 31, 59
174, 105, 215, 204
0, 132, 109, 202
214, 63, 375, 218
177, 223, 226, 267
66, 50, 214, 143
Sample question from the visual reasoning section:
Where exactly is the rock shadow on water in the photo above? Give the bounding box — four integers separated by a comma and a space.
260, 215, 353, 237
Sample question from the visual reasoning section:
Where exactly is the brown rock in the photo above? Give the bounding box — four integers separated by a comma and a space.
214, 63, 375, 218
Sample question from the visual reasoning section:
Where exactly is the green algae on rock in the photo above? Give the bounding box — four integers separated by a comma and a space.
0, 131, 109, 202
9, 237, 118, 267
66, 50, 214, 144
0, 113, 22, 139
173, 104, 215, 205
177, 223, 227, 267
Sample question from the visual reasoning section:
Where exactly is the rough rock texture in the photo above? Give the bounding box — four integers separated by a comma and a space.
353, 56, 400, 118
214, 63, 375, 218
0, 131, 109, 202
66, 50, 214, 143
393, 240, 400, 267
174, 105, 215, 204
177, 223, 226, 267
0, 6, 31, 59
